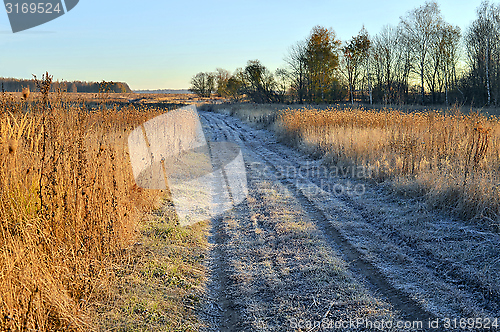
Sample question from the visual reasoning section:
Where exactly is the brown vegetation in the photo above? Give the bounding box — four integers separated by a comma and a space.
0, 88, 186, 330
277, 105, 500, 229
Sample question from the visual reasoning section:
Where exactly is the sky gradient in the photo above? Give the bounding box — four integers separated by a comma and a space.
0, 0, 485, 90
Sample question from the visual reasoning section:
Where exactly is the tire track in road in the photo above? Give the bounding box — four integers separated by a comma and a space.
210, 112, 500, 319
198, 111, 430, 331
199, 111, 434, 324
253, 152, 433, 323
200, 109, 500, 329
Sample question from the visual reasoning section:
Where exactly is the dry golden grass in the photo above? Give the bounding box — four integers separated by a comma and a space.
0, 89, 179, 330
273, 105, 500, 229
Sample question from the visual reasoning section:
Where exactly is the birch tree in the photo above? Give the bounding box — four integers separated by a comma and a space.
400, 1, 444, 105
285, 40, 308, 103
465, 1, 500, 105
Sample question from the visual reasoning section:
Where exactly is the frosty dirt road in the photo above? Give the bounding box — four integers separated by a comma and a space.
197, 110, 500, 332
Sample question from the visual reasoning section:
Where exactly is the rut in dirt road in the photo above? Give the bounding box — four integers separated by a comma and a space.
198, 110, 500, 331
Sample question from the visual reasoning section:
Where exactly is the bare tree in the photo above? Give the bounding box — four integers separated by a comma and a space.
394, 23, 415, 104
275, 68, 290, 103
440, 24, 461, 104
240, 60, 277, 103
371, 25, 413, 104
423, 23, 461, 104
284, 40, 308, 103
226, 68, 245, 100
342, 27, 371, 104
400, 1, 444, 105
215, 68, 232, 97
465, 1, 500, 105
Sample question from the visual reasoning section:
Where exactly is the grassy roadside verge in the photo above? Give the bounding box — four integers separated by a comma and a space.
202, 102, 500, 231
95, 201, 208, 332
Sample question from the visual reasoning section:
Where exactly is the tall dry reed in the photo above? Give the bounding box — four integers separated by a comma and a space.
0, 90, 164, 331
272, 105, 500, 229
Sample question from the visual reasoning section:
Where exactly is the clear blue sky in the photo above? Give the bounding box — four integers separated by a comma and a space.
0, 0, 483, 90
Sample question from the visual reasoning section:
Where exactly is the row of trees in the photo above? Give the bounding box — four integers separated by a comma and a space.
190, 62, 279, 103
0, 78, 132, 93
190, 0, 500, 106
463, 1, 500, 105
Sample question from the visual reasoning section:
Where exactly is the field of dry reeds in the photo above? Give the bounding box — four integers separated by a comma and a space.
278, 105, 500, 229
213, 103, 500, 231
0, 76, 201, 331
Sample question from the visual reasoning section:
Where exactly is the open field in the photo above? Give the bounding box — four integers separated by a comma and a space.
4, 91, 205, 108
4, 92, 500, 331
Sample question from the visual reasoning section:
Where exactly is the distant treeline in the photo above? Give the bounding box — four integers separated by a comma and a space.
134, 89, 193, 94
0, 78, 132, 93
190, 1, 500, 107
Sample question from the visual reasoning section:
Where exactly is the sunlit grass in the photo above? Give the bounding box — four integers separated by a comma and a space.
275, 105, 500, 229
0, 89, 191, 330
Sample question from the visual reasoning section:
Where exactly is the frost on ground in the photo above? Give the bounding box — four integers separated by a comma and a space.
197, 110, 500, 332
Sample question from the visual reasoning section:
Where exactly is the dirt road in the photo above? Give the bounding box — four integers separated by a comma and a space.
197, 110, 500, 331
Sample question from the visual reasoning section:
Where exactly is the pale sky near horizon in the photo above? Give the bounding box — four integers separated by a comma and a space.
0, 0, 485, 90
